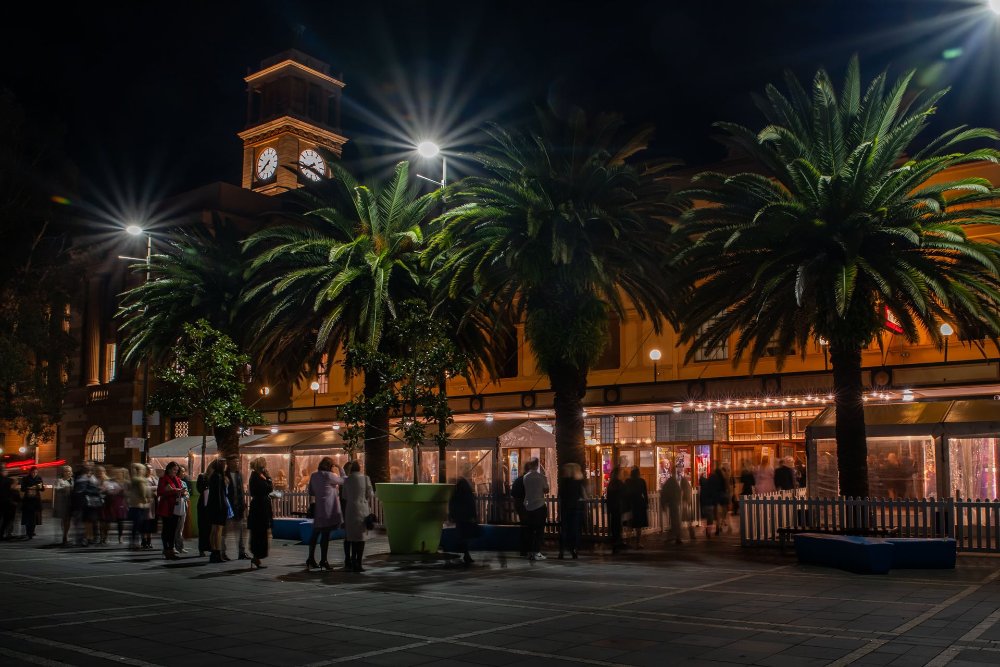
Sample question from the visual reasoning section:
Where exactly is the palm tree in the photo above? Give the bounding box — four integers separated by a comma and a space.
432, 107, 681, 487
244, 161, 440, 483
674, 57, 1000, 497
118, 216, 255, 458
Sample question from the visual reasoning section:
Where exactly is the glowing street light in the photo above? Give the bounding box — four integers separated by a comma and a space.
648, 348, 662, 383
415, 140, 447, 187
119, 224, 153, 465
940, 323, 954, 363
310, 380, 321, 407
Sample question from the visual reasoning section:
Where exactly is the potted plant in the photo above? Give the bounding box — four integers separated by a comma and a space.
340, 304, 465, 554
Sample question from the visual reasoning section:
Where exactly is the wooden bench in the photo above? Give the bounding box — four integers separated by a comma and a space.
777, 526, 899, 553
793, 533, 894, 574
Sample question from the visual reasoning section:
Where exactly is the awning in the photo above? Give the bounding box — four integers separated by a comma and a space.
806, 399, 1000, 439
148, 434, 266, 458
241, 430, 318, 453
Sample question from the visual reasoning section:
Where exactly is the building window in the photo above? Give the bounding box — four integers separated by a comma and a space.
317, 354, 329, 394
694, 316, 728, 362
593, 317, 621, 370
172, 420, 190, 439
104, 343, 117, 382
85, 426, 106, 463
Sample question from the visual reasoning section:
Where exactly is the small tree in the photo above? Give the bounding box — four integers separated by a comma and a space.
339, 303, 466, 484
150, 320, 262, 463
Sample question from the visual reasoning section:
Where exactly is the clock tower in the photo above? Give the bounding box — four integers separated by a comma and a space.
239, 50, 348, 195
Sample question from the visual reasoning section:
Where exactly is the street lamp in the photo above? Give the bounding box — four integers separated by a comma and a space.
940, 323, 954, 363
648, 349, 662, 383
415, 140, 447, 187
310, 380, 320, 407
121, 224, 153, 464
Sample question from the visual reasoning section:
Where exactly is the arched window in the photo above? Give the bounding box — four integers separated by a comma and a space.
85, 426, 106, 463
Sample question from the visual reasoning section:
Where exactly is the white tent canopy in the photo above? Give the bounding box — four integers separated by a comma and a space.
148, 434, 266, 458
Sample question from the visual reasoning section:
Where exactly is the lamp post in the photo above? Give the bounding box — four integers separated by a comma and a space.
940, 323, 954, 363
310, 380, 320, 407
818, 337, 829, 371
123, 225, 152, 465
415, 141, 447, 187
648, 349, 662, 383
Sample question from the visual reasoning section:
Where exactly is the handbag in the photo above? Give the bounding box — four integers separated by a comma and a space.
84, 493, 103, 509
306, 502, 316, 519
173, 497, 187, 516
364, 513, 377, 530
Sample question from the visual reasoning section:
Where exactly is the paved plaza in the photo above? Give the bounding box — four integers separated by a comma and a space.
1, 527, 1000, 667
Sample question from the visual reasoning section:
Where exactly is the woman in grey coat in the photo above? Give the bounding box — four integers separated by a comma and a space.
306, 457, 346, 571
342, 461, 374, 572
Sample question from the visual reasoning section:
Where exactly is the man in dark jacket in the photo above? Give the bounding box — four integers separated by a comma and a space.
510, 469, 527, 557
774, 457, 796, 491
223, 460, 249, 560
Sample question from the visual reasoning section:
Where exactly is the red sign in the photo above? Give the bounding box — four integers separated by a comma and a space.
884, 306, 904, 335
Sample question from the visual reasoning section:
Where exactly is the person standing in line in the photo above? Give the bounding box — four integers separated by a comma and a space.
223, 459, 248, 561
19, 466, 43, 540
306, 457, 345, 571
156, 462, 186, 560
100, 467, 128, 544
680, 473, 696, 540
195, 470, 210, 557
247, 457, 273, 569
143, 465, 158, 549
205, 459, 230, 563
698, 469, 716, 539
735, 461, 755, 517
74, 463, 102, 546
754, 456, 776, 495
94, 466, 110, 544
449, 476, 479, 565
712, 464, 732, 535
557, 463, 587, 559
52, 465, 74, 545
522, 457, 549, 561
794, 456, 808, 492
606, 466, 626, 554
661, 472, 683, 545
510, 468, 528, 557
127, 463, 151, 550
342, 461, 374, 572
624, 467, 649, 549
774, 457, 796, 492
174, 466, 191, 554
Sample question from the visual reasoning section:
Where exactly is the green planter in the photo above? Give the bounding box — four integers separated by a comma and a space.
376, 482, 453, 554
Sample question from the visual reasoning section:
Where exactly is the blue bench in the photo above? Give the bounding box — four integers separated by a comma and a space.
887, 538, 957, 569
440, 525, 522, 552
271, 518, 307, 541
793, 533, 893, 574
294, 520, 345, 544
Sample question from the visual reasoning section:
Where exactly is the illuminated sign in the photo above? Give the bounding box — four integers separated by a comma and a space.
884, 306, 904, 335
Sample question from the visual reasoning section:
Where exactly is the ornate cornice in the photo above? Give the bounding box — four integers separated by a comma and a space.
239, 116, 348, 150
245, 59, 345, 88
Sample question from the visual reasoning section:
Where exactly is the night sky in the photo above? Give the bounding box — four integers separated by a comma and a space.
4, 0, 999, 201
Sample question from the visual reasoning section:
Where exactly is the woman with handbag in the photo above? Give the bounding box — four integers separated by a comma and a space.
156, 462, 187, 560
74, 463, 102, 546
305, 457, 345, 571
246, 457, 273, 569
342, 461, 375, 572
100, 467, 128, 544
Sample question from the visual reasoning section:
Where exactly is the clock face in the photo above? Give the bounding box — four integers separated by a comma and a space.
256, 147, 278, 181
298, 149, 325, 181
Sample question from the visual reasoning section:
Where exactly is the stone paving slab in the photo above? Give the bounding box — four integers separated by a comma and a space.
2, 529, 1000, 666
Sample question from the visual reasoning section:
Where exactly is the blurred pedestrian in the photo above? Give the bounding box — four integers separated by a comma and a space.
661, 472, 682, 545
94, 466, 110, 544
174, 466, 191, 553
74, 463, 102, 546
100, 467, 127, 544
342, 461, 374, 572
223, 459, 248, 561
156, 461, 187, 560
754, 456, 776, 495
449, 476, 479, 565
127, 463, 151, 550
681, 473, 696, 540
0, 464, 19, 540
306, 457, 345, 571
698, 469, 716, 539
522, 457, 549, 561
712, 464, 732, 535
247, 457, 273, 569
606, 466, 626, 554
19, 466, 43, 540
205, 459, 230, 563
143, 465, 158, 549
624, 467, 648, 549
558, 462, 587, 559
510, 467, 528, 557
774, 457, 795, 492
53, 465, 73, 545
195, 470, 210, 556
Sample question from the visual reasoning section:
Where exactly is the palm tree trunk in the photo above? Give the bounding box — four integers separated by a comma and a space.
363, 372, 390, 484
549, 362, 587, 494
829, 343, 869, 498
213, 424, 240, 464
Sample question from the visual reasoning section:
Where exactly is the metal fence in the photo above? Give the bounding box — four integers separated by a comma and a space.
739, 494, 1000, 553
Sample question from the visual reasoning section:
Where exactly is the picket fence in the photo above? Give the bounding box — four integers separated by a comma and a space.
271, 490, 702, 541
739, 493, 1000, 553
